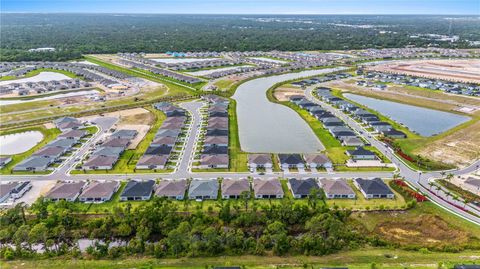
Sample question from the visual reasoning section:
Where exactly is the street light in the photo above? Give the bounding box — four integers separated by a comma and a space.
418, 171, 422, 182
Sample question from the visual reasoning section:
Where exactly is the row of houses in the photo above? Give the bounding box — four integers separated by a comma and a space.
291, 73, 352, 87
203, 65, 259, 79
136, 102, 190, 170
82, 128, 138, 170
315, 87, 407, 139
41, 177, 395, 203
247, 153, 332, 171
198, 95, 230, 169
351, 47, 471, 60
0, 79, 92, 96
0, 181, 32, 203
13, 117, 88, 172
362, 71, 479, 96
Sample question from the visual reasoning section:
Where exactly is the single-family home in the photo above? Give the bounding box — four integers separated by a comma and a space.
78, 181, 120, 203
346, 147, 377, 160
199, 154, 229, 169
303, 154, 332, 169
319, 179, 356, 199
58, 129, 87, 140
221, 178, 250, 199
248, 154, 273, 170
13, 156, 55, 171
120, 180, 155, 201
155, 179, 187, 200
188, 179, 219, 200
204, 136, 228, 147
253, 178, 284, 199
341, 137, 364, 147
44, 181, 86, 202
83, 155, 118, 170
136, 155, 168, 170
111, 129, 138, 140
382, 129, 407, 139
278, 154, 304, 169
287, 178, 319, 198
354, 178, 394, 199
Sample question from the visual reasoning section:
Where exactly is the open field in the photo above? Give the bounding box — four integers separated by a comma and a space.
323, 80, 479, 169
367, 59, 480, 84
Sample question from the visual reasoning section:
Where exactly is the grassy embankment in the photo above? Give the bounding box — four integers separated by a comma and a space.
0, 125, 61, 175
266, 79, 394, 172
329, 88, 460, 171
71, 106, 173, 174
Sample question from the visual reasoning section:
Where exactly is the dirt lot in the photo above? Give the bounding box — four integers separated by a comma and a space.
374, 215, 471, 248
367, 59, 480, 84
274, 86, 305, 101
109, 108, 153, 149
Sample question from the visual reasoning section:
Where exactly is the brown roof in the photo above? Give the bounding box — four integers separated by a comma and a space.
161, 122, 184, 130
152, 136, 177, 145
253, 178, 283, 196
84, 155, 118, 167
200, 154, 229, 166
207, 121, 229, 129
204, 136, 228, 144
58, 129, 87, 138
319, 179, 355, 196
155, 180, 187, 197
248, 154, 272, 165
207, 117, 228, 124
102, 138, 130, 148
222, 178, 250, 196
164, 117, 186, 124
78, 181, 119, 199
303, 154, 331, 164
33, 146, 65, 157
45, 181, 86, 200
137, 155, 168, 166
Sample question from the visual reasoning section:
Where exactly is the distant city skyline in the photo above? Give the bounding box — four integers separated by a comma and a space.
2, 0, 479, 15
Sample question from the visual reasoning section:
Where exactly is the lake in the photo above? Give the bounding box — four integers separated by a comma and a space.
233, 67, 347, 153
0, 72, 71, 86
0, 89, 99, 106
0, 131, 44, 155
343, 93, 470, 136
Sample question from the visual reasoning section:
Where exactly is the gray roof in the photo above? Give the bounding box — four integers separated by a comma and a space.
200, 154, 229, 166
102, 138, 130, 148
222, 178, 250, 196
288, 178, 319, 196
14, 156, 54, 170
58, 129, 87, 139
84, 155, 118, 167
303, 154, 331, 164
78, 181, 119, 199
32, 146, 65, 157
111, 129, 137, 139
121, 180, 155, 198
136, 155, 168, 166
45, 181, 86, 200
188, 179, 219, 197
253, 178, 283, 196
155, 180, 187, 197
47, 138, 77, 148
92, 146, 124, 157
0, 182, 17, 199
320, 179, 355, 196
355, 178, 394, 196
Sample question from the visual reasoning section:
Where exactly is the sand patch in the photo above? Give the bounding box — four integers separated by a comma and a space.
274, 87, 305, 101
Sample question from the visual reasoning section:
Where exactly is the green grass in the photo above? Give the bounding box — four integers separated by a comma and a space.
5, 248, 480, 269
0, 125, 61, 175
228, 99, 248, 172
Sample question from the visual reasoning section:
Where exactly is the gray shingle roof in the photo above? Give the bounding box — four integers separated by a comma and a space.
320, 179, 355, 196
78, 181, 119, 200
188, 179, 219, 197
355, 178, 393, 195
222, 178, 250, 196
121, 180, 155, 198
253, 178, 283, 196
155, 180, 187, 197
46, 181, 86, 200
288, 178, 319, 196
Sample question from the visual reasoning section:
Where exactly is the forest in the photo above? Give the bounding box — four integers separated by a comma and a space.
1, 14, 479, 61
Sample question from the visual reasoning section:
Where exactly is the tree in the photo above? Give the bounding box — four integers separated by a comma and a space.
28, 223, 49, 250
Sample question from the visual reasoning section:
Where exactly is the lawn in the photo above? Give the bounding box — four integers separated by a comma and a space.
5, 248, 480, 269
227, 99, 249, 172
0, 125, 61, 175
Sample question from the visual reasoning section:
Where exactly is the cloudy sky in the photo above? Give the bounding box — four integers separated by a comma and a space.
2, 0, 479, 14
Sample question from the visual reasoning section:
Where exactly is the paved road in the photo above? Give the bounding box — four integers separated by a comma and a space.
304, 86, 480, 225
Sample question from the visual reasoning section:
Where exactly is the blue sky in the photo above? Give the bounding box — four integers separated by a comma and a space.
2, 0, 479, 14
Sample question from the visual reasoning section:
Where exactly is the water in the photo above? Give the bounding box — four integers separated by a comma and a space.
343, 93, 470, 136
151, 57, 220, 64
0, 72, 71, 86
0, 131, 44, 155
233, 67, 347, 153
0, 90, 99, 106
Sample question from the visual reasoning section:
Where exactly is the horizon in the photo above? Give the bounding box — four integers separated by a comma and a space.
2, 0, 479, 15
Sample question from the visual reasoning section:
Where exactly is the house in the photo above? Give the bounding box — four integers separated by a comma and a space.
202, 145, 228, 155
222, 178, 250, 199
278, 154, 304, 169
45, 181, 86, 202
102, 138, 130, 148
288, 178, 319, 198
120, 180, 155, 201
32, 146, 66, 159
136, 155, 168, 170
78, 181, 120, 203
151, 136, 177, 147
155, 179, 187, 200
248, 154, 273, 169
253, 178, 284, 199
92, 146, 124, 157
188, 179, 219, 200
205, 128, 228, 137
319, 179, 356, 199
156, 129, 181, 138
382, 129, 407, 139
303, 154, 332, 169
13, 156, 55, 171
204, 136, 228, 147
9, 181, 32, 200
346, 147, 377, 160
111, 129, 138, 140
58, 129, 87, 140
354, 178, 394, 199
342, 137, 364, 147
47, 138, 78, 148
0, 156, 12, 168
83, 155, 118, 170
199, 154, 229, 169
55, 117, 82, 131
145, 145, 173, 155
